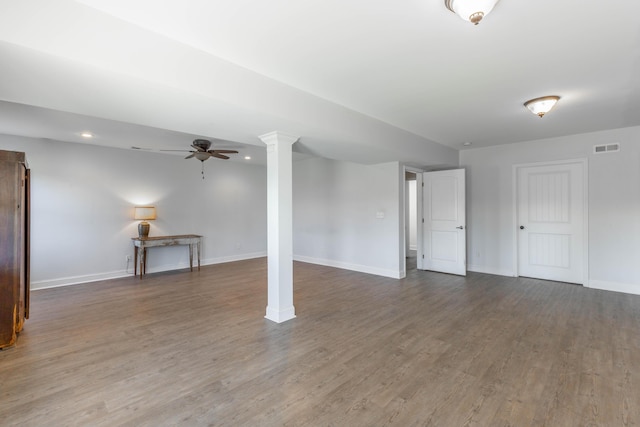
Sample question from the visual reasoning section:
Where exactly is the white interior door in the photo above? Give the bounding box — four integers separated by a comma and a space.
517, 161, 585, 284
421, 169, 466, 276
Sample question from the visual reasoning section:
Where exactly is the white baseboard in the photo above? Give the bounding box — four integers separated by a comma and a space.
586, 279, 640, 296
31, 251, 267, 291
31, 270, 130, 290
466, 264, 515, 277
294, 255, 403, 279
141, 251, 267, 276
464, 267, 640, 296
201, 251, 266, 266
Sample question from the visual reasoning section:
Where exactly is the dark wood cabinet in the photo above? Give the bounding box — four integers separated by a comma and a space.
0, 150, 30, 349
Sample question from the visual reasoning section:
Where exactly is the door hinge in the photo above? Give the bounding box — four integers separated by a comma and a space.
422, 218, 424, 223
422, 254, 424, 259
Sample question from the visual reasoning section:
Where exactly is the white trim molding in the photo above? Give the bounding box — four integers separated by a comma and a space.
31, 252, 267, 290
31, 270, 131, 290
587, 280, 640, 296
467, 264, 515, 277
294, 255, 404, 279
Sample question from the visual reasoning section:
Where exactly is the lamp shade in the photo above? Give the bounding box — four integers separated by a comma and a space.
445, 0, 500, 25
134, 206, 156, 221
524, 96, 560, 117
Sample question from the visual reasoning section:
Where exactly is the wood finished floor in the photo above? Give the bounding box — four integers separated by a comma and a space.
1, 258, 640, 426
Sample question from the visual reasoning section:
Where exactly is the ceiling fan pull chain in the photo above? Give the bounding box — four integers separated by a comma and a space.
201, 161, 205, 179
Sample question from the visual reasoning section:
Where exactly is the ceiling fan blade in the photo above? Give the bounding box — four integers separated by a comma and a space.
185, 153, 196, 159
159, 149, 193, 152
191, 144, 207, 152
210, 149, 239, 154
211, 153, 230, 160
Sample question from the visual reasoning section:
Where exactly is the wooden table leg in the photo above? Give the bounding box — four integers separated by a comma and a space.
197, 241, 201, 270
140, 248, 146, 278
189, 244, 194, 271
134, 246, 138, 277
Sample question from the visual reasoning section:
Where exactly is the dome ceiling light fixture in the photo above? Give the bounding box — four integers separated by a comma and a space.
445, 0, 500, 25
524, 96, 561, 118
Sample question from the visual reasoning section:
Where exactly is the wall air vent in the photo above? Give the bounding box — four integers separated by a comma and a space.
593, 143, 620, 154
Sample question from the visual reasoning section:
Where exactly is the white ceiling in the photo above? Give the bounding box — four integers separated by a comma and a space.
0, 0, 638, 166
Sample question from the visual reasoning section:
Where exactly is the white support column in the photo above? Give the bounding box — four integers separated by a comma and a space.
259, 131, 299, 323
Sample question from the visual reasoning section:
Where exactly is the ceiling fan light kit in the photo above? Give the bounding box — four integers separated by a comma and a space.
194, 152, 210, 161
524, 96, 560, 118
445, 0, 500, 25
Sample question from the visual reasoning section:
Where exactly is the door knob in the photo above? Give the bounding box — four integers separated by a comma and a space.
456, 226, 464, 229
520, 225, 525, 230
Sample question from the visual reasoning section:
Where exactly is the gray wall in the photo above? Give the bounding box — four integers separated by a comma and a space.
1, 134, 268, 288
293, 157, 404, 278
5, 124, 639, 294
461, 126, 640, 293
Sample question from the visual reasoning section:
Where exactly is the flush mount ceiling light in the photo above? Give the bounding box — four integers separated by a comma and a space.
524, 96, 560, 118
80, 132, 93, 138
445, 0, 500, 25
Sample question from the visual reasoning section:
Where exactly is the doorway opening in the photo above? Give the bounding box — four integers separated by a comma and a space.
405, 171, 418, 271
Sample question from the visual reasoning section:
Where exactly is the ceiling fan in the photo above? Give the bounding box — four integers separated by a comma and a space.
161, 139, 239, 179
164, 139, 239, 162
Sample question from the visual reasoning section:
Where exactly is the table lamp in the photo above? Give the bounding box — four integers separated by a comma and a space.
134, 206, 156, 238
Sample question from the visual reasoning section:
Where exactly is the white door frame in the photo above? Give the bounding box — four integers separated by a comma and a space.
512, 158, 589, 284
403, 165, 425, 271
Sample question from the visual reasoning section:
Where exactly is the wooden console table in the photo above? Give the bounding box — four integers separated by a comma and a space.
131, 235, 202, 278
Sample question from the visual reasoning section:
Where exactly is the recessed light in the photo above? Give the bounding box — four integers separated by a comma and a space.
463, 142, 472, 146
80, 132, 93, 138
244, 156, 251, 160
